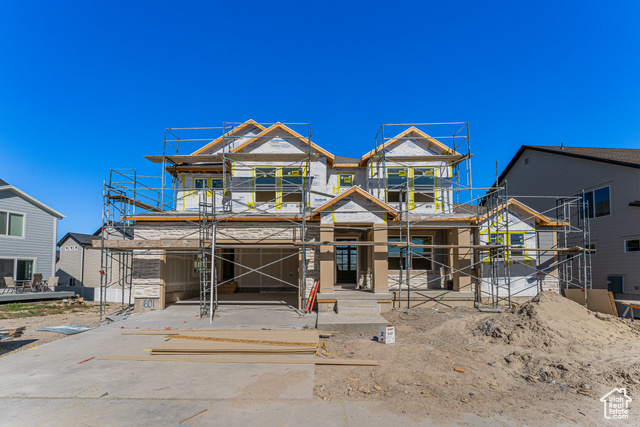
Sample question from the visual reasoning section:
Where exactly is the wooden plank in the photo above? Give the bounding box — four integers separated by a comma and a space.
608, 291, 619, 317
152, 336, 318, 354
94, 239, 298, 249
176, 329, 319, 342
126, 216, 310, 223
145, 155, 223, 164
170, 335, 315, 347
107, 195, 163, 212
122, 331, 180, 335
98, 355, 379, 366
224, 153, 319, 162
374, 154, 471, 162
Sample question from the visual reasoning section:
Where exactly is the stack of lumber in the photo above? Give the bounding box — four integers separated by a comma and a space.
100, 329, 378, 366
0, 326, 25, 339
151, 329, 319, 355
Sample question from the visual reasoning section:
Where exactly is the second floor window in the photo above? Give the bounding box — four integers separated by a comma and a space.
386, 167, 436, 205
412, 168, 435, 204
387, 168, 407, 203
282, 168, 303, 203
254, 167, 304, 204
581, 186, 611, 218
0, 211, 24, 237
255, 168, 277, 203
193, 177, 223, 190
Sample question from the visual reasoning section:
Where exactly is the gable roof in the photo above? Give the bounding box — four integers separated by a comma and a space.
311, 186, 398, 219
0, 178, 8, 186
0, 185, 65, 219
191, 119, 266, 155
499, 145, 640, 184
360, 126, 457, 166
230, 122, 335, 163
481, 198, 557, 226
57, 232, 97, 247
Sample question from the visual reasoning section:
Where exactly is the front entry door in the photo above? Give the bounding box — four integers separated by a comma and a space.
336, 243, 357, 283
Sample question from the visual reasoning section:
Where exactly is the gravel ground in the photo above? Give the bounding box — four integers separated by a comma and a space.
0, 301, 120, 357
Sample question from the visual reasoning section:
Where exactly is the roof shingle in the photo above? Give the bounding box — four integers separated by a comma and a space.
526, 146, 640, 167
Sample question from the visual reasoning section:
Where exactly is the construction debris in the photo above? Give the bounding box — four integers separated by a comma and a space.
0, 326, 25, 339
37, 324, 95, 335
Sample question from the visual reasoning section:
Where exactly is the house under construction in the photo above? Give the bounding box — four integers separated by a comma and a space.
97, 120, 593, 320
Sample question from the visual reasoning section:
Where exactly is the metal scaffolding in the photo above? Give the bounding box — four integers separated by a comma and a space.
98, 120, 593, 320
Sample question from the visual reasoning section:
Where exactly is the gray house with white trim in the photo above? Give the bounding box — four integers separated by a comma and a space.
496, 146, 640, 299
0, 178, 65, 286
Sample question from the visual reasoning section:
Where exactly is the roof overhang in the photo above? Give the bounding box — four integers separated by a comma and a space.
0, 185, 65, 219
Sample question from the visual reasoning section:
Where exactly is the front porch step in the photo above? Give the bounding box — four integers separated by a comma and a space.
316, 311, 388, 333
336, 299, 380, 315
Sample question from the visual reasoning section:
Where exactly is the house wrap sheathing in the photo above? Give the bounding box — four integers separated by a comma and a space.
97, 120, 586, 314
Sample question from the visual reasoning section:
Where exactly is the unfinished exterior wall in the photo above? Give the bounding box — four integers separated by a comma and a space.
129, 221, 319, 307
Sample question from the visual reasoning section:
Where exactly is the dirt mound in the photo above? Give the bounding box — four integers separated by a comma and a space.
476, 291, 640, 354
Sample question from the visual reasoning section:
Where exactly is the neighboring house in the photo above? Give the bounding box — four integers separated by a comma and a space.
100, 120, 571, 312
56, 225, 131, 288
0, 178, 65, 286
496, 146, 640, 299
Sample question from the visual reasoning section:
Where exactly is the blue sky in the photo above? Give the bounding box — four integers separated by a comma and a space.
1, 1, 638, 240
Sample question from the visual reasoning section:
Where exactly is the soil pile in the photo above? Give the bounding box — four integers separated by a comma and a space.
477, 291, 640, 354
476, 291, 640, 395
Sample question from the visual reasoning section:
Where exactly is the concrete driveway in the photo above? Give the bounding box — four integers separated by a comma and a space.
0, 301, 500, 426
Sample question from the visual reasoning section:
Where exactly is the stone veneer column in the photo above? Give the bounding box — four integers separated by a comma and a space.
451, 227, 472, 292
373, 224, 388, 293
132, 251, 165, 311
319, 224, 334, 293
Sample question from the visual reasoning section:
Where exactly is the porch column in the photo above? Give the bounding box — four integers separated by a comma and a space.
319, 224, 334, 293
451, 227, 472, 292
373, 224, 388, 293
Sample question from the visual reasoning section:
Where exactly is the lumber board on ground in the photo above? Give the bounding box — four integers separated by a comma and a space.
98, 355, 378, 366
152, 338, 317, 354
170, 335, 316, 347
121, 329, 318, 335
177, 329, 319, 342
122, 331, 181, 335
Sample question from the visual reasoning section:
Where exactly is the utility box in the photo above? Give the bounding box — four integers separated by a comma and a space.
608, 275, 624, 293
379, 325, 395, 344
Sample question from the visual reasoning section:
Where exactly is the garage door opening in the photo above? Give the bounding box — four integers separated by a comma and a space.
216, 247, 299, 307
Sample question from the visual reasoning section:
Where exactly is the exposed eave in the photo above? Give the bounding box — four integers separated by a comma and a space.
230, 123, 335, 165
191, 119, 266, 155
